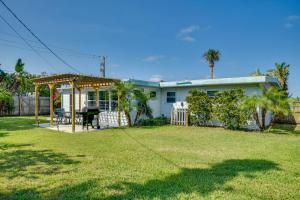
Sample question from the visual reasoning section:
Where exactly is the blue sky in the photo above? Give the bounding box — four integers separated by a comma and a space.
0, 0, 299, 96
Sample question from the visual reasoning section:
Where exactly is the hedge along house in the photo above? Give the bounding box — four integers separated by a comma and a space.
57, 75, 280, 129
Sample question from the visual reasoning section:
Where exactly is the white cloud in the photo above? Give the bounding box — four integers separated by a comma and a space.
182, 36, 196, 42
284, 22, 294, 28
178, 25, 199, 36
177, 25, 211, 42
287, 15, 299, 21
143, 55, 164, 62
149, 75, 163, 82
285, 15, 299, 28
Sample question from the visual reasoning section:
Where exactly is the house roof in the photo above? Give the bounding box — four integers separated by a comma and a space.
127, 76, 280, 88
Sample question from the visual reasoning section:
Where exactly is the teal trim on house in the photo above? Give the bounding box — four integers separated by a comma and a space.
160, 76, 280, 88
126, 79, 160, 88
126, 76, 280, 88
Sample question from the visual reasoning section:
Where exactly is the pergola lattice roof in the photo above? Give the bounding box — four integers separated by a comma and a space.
32, 73, 118, 88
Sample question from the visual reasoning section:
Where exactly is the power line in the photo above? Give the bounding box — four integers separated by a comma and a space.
0, 31, 98, 59
0, 13, 58, 73
0, 0, 80, 73
0, 37, 98, 59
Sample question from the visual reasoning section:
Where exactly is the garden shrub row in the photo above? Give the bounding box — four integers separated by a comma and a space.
186, 89, 248, 130
137, 117, 170, 126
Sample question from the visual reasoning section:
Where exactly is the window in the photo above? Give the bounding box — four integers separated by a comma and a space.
99, 91, 109, 111
87, 91, 96, 107
166, 92, 176, 103
207, 90, 218, 97
110, 90, 118, 111
150, 91, 156, 98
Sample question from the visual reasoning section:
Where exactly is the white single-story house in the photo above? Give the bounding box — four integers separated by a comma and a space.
58, 75, 280, 129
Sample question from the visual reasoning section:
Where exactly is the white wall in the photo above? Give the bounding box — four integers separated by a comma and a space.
137, 86, 161, 118
160, 84, 260, 117
61, 89, 87, 112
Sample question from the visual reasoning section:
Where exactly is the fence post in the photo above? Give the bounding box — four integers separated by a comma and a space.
35, 85, 39, 124
186, 110, 189, 127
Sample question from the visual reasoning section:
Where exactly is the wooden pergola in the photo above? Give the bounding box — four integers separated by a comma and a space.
33, 73, 120, 133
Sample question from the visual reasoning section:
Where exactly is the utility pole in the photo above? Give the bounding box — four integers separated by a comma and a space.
100, 56, 106, 77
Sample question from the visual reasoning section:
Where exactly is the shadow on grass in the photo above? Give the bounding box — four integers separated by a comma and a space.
103, 159, 279, 199
0, 143, 32, 150
267, 124, 300, 135
0, 143, 80, 179
0, 159, 279, 199
0, 117, 46, 132
0, 132, 9, 137
0, 188, 42, 200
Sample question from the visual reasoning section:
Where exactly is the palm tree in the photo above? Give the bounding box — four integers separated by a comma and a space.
250, 68, 263, 76
242, 86, 290, 130
267, 62, 289, 96
203, 48, 220, 79
133, 89, 153, 125
14, 59, 26, 116
113, 80, 134, 127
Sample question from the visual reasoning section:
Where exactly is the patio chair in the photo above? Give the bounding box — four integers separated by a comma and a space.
54, 108, 65, 125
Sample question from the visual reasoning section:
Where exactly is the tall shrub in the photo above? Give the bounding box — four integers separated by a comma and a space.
0, 88, 14, 115
133, 89, 153, 125
241, 86, 290, 130
186, 89, 212, 126
113, 80, 134, 126
213, 89, 248, 130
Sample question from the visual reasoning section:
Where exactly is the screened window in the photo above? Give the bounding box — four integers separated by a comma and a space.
207, 90, 218, 97
87, 91, 96, 107
150, 91, 156, 98
110, 90, 118, 111
166, 92, 176, 103
99, 91, 109, 111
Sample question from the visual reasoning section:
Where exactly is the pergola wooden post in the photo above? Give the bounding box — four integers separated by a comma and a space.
32, 73, 117, 133
78, 87, 82, 112
48, 83, 56, 127
35, 85, 39, 124
70, 81, 76, 133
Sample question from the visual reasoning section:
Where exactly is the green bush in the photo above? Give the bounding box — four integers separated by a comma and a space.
213, 89, 248, 130
137, 117, 170, 126
0, 88, 14, 115
186, 89, 212, 126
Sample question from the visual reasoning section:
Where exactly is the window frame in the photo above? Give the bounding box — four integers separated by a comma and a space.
150, 91, 157, 99
166, 91, 176, 103
87, 91, 97, 107
207, 90, 218, 97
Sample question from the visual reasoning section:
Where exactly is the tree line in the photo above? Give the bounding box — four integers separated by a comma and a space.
0, 58, 50, 115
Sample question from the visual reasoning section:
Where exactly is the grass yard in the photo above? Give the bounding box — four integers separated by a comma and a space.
0, 117, 300, 199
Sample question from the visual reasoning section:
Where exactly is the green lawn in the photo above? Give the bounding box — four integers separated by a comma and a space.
0, 117, 300, 200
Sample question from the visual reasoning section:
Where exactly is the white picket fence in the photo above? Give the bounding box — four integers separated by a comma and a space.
170, 102, 188, 126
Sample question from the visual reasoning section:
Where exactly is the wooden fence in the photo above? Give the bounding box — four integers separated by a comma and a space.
273, 101, 300, 124
0, 95, 50, 116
